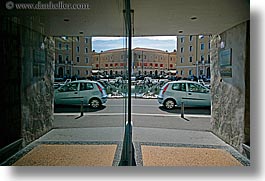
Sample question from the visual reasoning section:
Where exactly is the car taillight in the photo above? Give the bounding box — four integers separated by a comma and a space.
162, 84, 169, 94
96, 84, 103, 94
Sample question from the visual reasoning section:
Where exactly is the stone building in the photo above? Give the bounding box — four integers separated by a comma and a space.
92, 48, 127, 76
54, 36, 92, 79
91, 47, 177, 77
176, 35, 211, 78
132, 48, 177, 76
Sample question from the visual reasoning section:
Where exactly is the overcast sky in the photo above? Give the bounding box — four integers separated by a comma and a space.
92, 36, 176, 52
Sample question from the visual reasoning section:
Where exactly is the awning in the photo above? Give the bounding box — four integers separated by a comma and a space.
92, 70, 99, 73
169, 70, 177, 73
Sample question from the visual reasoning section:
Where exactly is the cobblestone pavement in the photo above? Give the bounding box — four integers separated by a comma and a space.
2, 126, 250, 166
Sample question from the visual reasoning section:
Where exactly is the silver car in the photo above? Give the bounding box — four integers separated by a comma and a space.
54, 80, 107, 109
158, 80, 211, 109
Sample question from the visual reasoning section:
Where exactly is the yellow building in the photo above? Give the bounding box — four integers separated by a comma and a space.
54, 36, 92, 79
132, 48, 177, 76
92, 48, 127, 76
91, 47, 177, 77
176, 35, 211, 78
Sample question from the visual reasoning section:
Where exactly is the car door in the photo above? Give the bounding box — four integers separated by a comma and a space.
78, 82, 94, 104
186, 82, 211, 107
55, 82, 81, 105
171, 82, 188, 106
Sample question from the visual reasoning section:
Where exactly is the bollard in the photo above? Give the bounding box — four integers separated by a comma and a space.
181, 101, 184, 118
80, 100, 84, 116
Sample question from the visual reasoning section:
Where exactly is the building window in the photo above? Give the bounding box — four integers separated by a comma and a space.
58, 55, 63, 63
181, 57, 184, 63
170, 64, 173, 68
200, 43, 205, 50
189, 35, 193, 42
105, 64, 108, 67
208, 42, 211, 49
86, 70, 89, 75
189, 70, 192, 75
180, 37, 184, 43
208, 54, 210, 63
180, 47, 184, 53
85, 37, 89, 43
160, 64, 163, 68
58, 43, 62, 50
65, 55, 69, 62
85, 47, 88, 53
181, 70, 184, 75
189, 46, 193, 52
85, 57, 89, 63
77, 70, 80, 75
76, 36, 80, 42
65, 44, 69, 51
121, 55, 124, 60
176, 71, 178, 74
76, 46, 80, 53
189, 56, 193, 62
144, 55, 147, 59
201, 55, 204, 61
76, 56, 80, 63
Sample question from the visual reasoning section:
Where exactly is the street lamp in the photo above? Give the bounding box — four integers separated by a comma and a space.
142, 51, 144, 75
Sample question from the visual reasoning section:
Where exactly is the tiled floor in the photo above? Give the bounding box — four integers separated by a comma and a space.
141, 146, 242, 166
12, 144, 117, 166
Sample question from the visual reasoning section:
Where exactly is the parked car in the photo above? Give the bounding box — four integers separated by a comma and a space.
157, 80, 211, 109
54, 80, 107, 109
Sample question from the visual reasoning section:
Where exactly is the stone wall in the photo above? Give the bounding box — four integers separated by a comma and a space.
18, 17, 54, 147
210, 21, 250, 154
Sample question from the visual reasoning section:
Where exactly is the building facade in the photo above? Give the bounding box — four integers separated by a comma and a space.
176, 35, 211, 78
132, 48, 177, 76
91, 48, 177, 77
54, 36, 92, 79
55, 36, 211, 79
91, 48, 127, 76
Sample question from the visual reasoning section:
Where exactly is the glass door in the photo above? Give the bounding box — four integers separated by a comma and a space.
118, 0, 135, 166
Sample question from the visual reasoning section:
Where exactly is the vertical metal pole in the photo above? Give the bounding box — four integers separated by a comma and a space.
181, 101, 184, 118
71, 36, 74, 77
196, 35, 199, 78
142, 51, 143, 75
119, 0, 134, 166
127, 3, 133, 166
80, 100, 84, 116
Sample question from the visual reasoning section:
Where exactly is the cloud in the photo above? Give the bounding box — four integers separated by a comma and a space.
92, 37, 124, 41
92, 36, 176, 52
140, 36, 177, 41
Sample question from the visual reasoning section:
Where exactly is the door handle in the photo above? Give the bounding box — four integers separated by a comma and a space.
74, 92, 78, 94
188, 93, 192, 95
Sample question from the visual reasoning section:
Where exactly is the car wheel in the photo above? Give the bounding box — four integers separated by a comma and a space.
164, 99, 175, 110
89, 98, 101, 109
